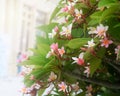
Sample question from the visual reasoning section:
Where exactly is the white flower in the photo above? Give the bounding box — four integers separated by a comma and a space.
84, 39, 95, 48
75, 9, 83, 19
84, 66, 90, 77
34, 83, 41, 90
46, 50, 54, 58
95, 24, 108, 38
88, 27, 96, 34
48, 72, 57, 82
60, 24, 72, 37
48, 30, 57, 39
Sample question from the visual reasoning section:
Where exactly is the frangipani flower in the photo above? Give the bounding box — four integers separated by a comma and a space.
61, 5, 69, 12
58, 47, 65, 56
84, 66, 90, 77
86, 85, 93, 93
72, 52, 85, 65
95, 24, 108, 38
58, 82, 67, 92
48, 26, 59, 39
100, 38, 113, 48
75, 9, 83, 19
84, 39, 95, 48
48, 72, 57, 82
50, 43, 58, 51
72, 82, 80, 92
60, 24, 72, 37
20, 87, 28, 94
115, 45, 120, 60
46, 49, 54, 58
88, 27, 96, 35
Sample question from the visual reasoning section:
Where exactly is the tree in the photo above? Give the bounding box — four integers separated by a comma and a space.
20, 0, 120, 96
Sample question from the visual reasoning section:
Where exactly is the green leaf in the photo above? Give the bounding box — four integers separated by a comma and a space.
89, 47, 106, 76
38, 89, 46, 96
90, 11, 103, 19
67, 38, 91, 49
71, 28, 83, 38
38, 23, 58, 34
100, 4, 120, 22
90, 58, 101, 76
98, 0, 116, 8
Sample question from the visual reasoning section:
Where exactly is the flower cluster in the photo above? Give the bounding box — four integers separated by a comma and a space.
46, 43, 65, 58
21, 0, 120, 96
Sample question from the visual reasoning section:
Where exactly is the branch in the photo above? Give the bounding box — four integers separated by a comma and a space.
64, 71, 120, 89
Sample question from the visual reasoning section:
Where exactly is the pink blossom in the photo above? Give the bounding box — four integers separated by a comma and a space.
86, 85, 93, 93
95, 24, 108, 38
54, 26, 59, 32
100, 38, 113, 48
115, 45, 120, 54
50, 43, 58, 51
48, 72, 57, 82
61, 5, 69, 12
30, 75, 35, 80
58, 82, 67, 92
84, 66, 90, 77
58, 47, 65, 56
75, 9, 83, 19
72, 52, 85, 65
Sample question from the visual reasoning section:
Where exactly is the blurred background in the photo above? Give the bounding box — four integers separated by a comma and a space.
0, 0, 59, 95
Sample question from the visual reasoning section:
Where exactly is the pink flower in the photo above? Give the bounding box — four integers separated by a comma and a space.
50, 43, 58, 51
60, 23, 72, 37
86, 85, 93, 93
75, 9, 83, 19
115, 45, 120, 60
58, 47, 65, 56
95, 24, 108, 38
30, 75, 35, 80
58, 82, 67, 92
100, 38, 113, 48
84, 66, 90, 77
54, 26, 59, 32
72, 52, 85, 65
115, 45, 120, 54
61, 5, 69, 12
48, 72, 57, 82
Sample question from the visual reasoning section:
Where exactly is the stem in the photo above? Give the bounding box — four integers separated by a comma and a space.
64, 71, 120, 89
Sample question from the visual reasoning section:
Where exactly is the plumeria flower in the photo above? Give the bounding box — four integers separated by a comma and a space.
20, 87, 28, 94
60, 23, 72, 37
61, 5, 69, 12
48, 26, 59, 39
84, 39, 95, 48
75, 9, 83, 19
88, 27, 96, 35
100, 38, 113, 48
72, 52, 85, 65
58, 47, 65, 56
34, 83, 41, 90
115, 45, 120, 54
95, 24, 108, 38
86, 85, 93, 93
46, 49, 54, 58
48, 72, 57, 82
50, 43, 58, 51
72, 82, 80, 92
30, 75, 35, 80
115, 45, 120, 60
84, 66, 90, 77
58, 82, 67, 92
